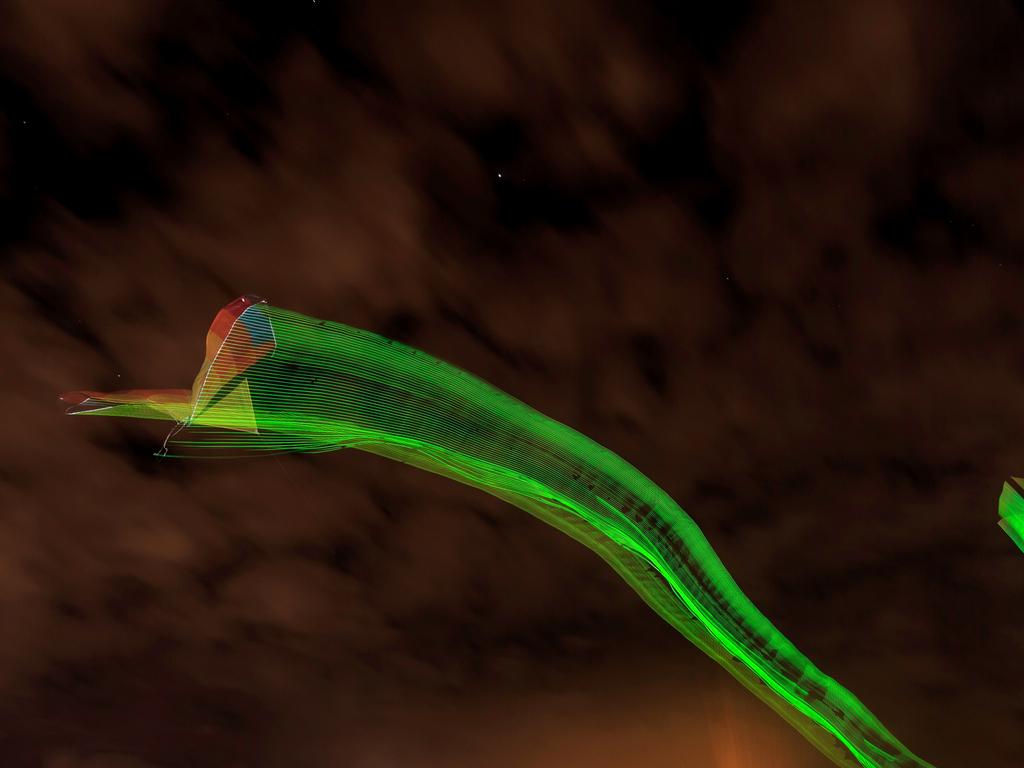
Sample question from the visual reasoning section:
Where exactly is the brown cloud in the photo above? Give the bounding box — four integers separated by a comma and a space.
2, 1, 1024, 766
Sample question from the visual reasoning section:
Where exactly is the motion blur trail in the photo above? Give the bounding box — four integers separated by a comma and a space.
62, 296, 935, 768
998, 479, 1024, 554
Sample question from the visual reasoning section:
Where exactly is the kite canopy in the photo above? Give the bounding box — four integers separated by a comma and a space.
60, 294, 271, 432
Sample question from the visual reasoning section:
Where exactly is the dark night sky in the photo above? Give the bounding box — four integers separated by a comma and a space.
2, 1, 1024, 766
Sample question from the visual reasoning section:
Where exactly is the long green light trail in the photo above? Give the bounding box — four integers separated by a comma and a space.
62, 296, 934, 768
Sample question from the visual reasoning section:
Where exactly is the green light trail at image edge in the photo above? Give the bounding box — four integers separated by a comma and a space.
998, 478, 1024, 555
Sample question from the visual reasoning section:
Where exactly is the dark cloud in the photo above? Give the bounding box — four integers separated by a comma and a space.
2, 0, 1024, 766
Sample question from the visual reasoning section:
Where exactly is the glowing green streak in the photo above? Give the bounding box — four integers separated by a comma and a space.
65, 299, 933, 768
999, 479, 1024, 555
